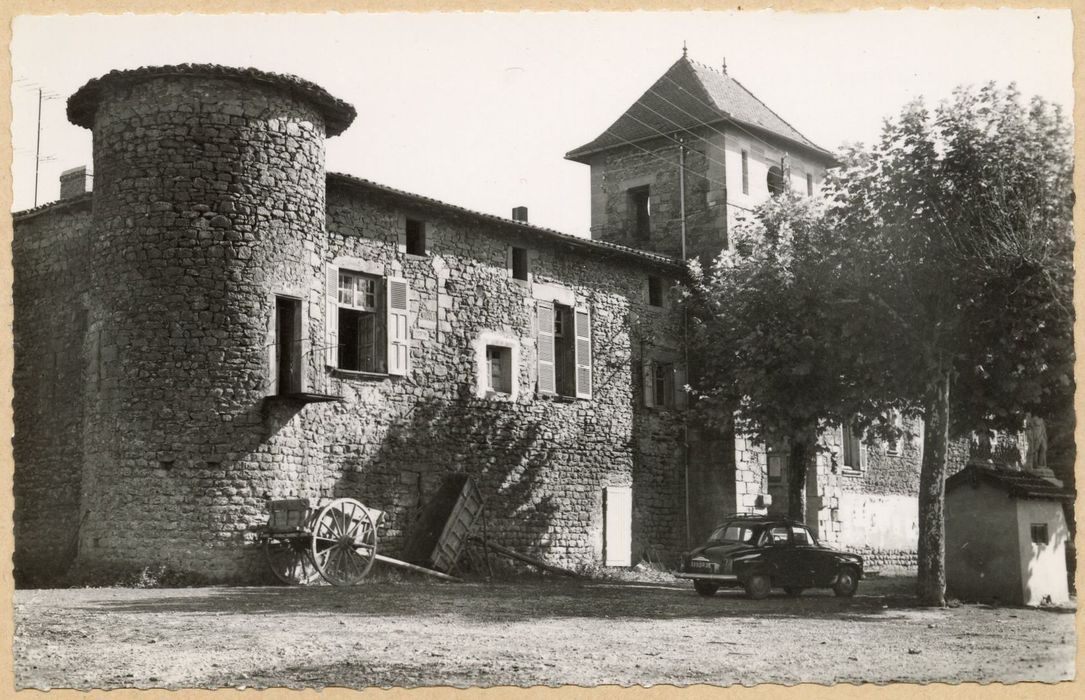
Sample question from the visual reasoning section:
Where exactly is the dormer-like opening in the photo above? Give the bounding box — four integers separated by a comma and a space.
767, 166, 786, 197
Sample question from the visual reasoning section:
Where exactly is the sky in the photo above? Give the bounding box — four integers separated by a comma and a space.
9, 10, 1074, 236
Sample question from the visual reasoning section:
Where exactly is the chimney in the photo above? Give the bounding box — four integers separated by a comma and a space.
59, 166, 93, 199
512, 206, 528, 223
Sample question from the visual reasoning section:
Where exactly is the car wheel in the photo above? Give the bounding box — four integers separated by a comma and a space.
833, 567, 860, 597
783, 586, 804, 597
744, 573, 771, 600
693, 580, 719, 597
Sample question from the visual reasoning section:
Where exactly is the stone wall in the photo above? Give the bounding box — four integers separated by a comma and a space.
12, 67, 687, 582
12, 197, 94, 583
587, 130, 727, 263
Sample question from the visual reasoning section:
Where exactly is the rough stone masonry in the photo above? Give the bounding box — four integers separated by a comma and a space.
13, 65, 694, 584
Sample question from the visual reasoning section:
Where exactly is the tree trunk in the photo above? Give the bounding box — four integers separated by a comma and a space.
786, 430, 815, 523
916, 367, 951, 607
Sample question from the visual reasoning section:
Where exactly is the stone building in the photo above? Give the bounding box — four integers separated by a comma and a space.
13, 56, 929, 584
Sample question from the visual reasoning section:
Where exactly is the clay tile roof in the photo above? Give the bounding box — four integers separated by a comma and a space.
566, 54, 834, 164
67, 64, 357, 136
946, 464, 1075, 501
326, 172, 684, 271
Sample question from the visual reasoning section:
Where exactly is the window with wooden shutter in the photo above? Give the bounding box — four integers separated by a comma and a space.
574, 307, 592, 399
642, 361, 655, 407
386, 277, 410, 376
674, 364, 689, 409
325, 264, 339, 368
536, 300, 556, 395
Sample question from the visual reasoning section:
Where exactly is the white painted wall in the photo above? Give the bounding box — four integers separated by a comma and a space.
1016, 499, 1070, 606
722, 130, 829, 214
836, 493, 919, 551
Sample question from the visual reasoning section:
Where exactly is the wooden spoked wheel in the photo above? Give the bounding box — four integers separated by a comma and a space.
310, 498, 378, 586
264, 535, 321, 585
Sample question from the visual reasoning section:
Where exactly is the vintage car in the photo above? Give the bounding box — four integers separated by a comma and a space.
674, 514, 864, 599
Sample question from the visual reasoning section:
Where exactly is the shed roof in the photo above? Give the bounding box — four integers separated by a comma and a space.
946, 464, 1075, 501
566, 54, 835, 164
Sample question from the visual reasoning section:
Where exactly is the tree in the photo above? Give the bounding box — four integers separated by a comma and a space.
825, 84, 1074, 606
688, 191, 851, 522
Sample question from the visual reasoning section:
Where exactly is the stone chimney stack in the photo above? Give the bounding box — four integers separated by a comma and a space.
512, 206, 528, 223
59, 166, 92, 199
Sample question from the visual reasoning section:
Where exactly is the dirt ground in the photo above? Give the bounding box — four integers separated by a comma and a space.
13, 575, 1076, 690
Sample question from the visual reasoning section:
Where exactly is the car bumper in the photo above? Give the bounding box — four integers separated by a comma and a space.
672, 572, 739, 581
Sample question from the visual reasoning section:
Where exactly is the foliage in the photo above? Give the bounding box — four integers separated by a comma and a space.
823, 83, 1074, 605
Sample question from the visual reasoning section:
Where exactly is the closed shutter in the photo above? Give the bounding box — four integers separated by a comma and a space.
536, 300, 556, 395
674, 364, 688, 409
387, 277, 410, 376
574, 307, 592, 399
642, 361, 655, 407
325, 264, 339, 368
604, 486, 632, 567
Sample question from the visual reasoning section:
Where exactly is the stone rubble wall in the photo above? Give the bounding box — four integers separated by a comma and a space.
12, 199, 94, 583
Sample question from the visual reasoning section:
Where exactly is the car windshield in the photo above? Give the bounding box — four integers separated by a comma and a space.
707, 522, 757, 544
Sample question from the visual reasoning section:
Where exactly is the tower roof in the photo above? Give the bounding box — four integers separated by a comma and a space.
565, 54, 833, 164
68, 64, 357, 136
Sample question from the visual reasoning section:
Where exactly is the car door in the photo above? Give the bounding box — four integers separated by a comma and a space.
788, 525, 821, 587
758, 524, 798, 586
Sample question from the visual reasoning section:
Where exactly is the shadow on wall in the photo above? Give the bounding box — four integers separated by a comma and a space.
330, 393, 574, 562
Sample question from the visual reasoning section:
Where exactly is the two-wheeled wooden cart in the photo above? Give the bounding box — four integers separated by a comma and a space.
260, 479, 483, 586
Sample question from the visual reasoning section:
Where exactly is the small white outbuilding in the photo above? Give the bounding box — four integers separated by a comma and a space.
945, 464, 1073, 606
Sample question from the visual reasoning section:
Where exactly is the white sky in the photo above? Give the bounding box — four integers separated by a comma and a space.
10, 10, 1073, 235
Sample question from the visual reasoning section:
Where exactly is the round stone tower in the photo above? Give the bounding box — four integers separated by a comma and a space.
66, 65, 355, 581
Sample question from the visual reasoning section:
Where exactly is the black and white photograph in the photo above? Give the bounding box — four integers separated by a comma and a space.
7, 7, 1078, 692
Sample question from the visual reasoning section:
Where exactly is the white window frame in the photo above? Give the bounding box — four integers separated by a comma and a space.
473, 331, 520, 400
325, 259, 410, 377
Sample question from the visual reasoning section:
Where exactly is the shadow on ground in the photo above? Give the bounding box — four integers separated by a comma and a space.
77, 575, 1005, 624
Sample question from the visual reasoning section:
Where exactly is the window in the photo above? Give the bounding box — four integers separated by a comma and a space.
511, 247, 529, 282
642, 360, 687, 410
326, 266, 411, 376
486, 345, 512, 394
806, 173, 814, 196
648, 276, 664, 307
405, 218, 426, 256
274, 296, 302, 394
1031, 524, 1049, 545
741, 150, 749, 194
886, 410, 904, 456
767, 165, 786, 197
842, 419, 865, 472
337, 271, 382, 373
767, 453, 786, 483
629, 186, 651, 241
537, 300, 591, 399
790, 525, 813, 546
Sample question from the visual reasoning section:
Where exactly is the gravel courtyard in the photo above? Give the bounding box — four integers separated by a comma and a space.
14, 575, 1076, 690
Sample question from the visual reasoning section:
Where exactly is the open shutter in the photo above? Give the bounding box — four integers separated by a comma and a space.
536, 300, 556, 395
674, 364, 688, 409
574, 307, 592, 399
325, 264, 339, 368
642, 361, 655, 407
387, 277, 410, 376
859, 432, 869, 471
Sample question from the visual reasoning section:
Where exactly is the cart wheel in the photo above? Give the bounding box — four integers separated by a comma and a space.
311, 498, 378, 586
264, 535, 321, 585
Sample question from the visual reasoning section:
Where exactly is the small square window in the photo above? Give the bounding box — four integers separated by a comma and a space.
486, 345, 512, 394
512, 247, 529, 281
767, 454, 786, 483
648, 276, 664, 307
1031, 524, 1049, 545
406, 218, 426, 256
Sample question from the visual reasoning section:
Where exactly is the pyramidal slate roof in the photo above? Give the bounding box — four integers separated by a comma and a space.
566, 54, 833, 164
